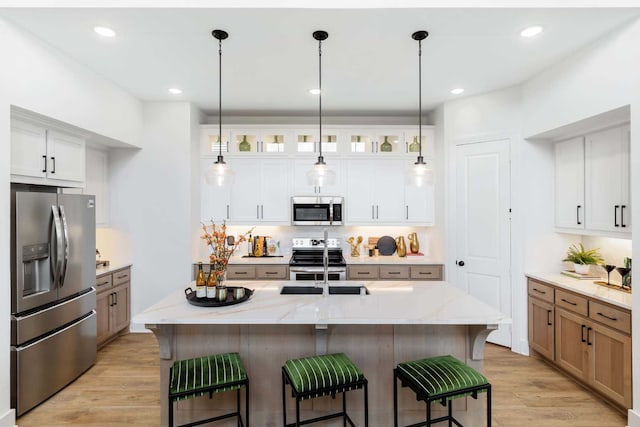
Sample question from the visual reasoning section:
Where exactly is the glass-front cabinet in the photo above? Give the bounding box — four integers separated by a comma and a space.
345, 129, 404, 155
293, 128, 341, 155
404, 127, 435, 158
200, 127, 230, 157
229, 129, 288, 154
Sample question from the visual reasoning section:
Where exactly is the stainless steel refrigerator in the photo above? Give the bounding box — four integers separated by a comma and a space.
10, 185, 97, 416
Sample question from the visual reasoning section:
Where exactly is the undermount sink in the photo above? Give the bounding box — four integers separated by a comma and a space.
280, 285, 369, 295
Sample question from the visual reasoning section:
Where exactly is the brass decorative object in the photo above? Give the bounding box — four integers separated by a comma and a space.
347, 236, 363, 257
396, 236, 407, 257
408, 232, 419, 253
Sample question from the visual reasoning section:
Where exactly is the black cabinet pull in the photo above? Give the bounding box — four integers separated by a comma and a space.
581, 325, 586, 343
621, 205, 626, 228
597, 312, 618, 321
388, 271, 401, 275
547, 310, 552, 326
587, 327, 593, 346
265, 271, 278, 275
235, 271, 247, 275
614, 205, 620, 227
51, 156, 56, 174
98, 280, 110, 286
356, 272, 369, 275
561, 298, 577, 306
576, 205, 581, 225
109, 292, 115, 307
117, 274, 127, 279
114, 292, 118, 305
532, 288, 546, 295
419, 271, 432, 275
42, 155, 47, 173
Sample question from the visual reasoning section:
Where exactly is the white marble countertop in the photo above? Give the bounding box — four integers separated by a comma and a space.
96, 263, 132, 277
526, 272, 632, 310
133, 281, 510, 326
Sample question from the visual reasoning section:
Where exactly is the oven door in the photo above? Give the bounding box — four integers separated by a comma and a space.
290, 266, 346, 281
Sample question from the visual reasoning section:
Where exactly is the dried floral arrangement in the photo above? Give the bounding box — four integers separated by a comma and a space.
200, 220, 253, 279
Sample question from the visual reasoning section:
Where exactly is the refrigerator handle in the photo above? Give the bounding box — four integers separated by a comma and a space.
59, 205, 70, 287
51, 205, 64, 288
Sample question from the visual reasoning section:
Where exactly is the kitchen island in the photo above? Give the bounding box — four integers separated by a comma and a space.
134, 281, 509, 426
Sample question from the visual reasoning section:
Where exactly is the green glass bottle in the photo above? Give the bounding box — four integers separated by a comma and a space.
238, 135, 251, 152
380, 136, 392, 152
409, 136, 420, 153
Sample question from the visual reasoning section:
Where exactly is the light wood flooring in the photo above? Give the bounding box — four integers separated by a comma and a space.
17, 333, 627, 426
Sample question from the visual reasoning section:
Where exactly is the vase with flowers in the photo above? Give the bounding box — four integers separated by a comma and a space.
201, 220, 253, 296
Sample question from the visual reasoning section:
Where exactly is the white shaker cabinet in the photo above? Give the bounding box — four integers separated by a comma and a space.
555, 137, 585, 230
291, 158, 344, 196
200, 158, 231, 223
405, 183, 435, 225
11, 119, 85, 186
585, 125, 631, 233
85, 147, 109, 226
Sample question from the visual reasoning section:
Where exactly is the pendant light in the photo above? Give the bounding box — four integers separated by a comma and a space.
306, 30, 336, 188
205, 29, 235, 186
409, 30, 433, 187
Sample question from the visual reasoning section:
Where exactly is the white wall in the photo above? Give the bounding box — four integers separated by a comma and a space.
520, 17, 640, 425
0, 18, 144, 425
109, 102, 196, 331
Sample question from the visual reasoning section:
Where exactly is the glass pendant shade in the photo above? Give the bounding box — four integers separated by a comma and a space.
408, 161, 433, 187
205, 157, 235, 187
306, 161, 336, 187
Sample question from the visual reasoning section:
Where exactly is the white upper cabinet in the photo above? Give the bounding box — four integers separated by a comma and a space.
11, 118, 85, 186
405, 182, 435, 225
85, 147, 109, 226
555, 137, 585, 230
200, 159, 231, 223
403, 127, 436, 158
585, 125, 631, 234
200, 126, 230, 157
292, 158, 344, 196
229, 129, 289, 154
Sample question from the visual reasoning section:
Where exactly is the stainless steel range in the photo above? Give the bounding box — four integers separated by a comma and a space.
289, 237, 347, 281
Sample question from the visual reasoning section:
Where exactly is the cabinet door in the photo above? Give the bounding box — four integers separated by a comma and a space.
374, 131, 403, 155
85, 147, 109, 226
585, 127, 623, 232
404, 127, 436, 158
96, 290, 112, 346
10, 119, 47, 178
46, 130, 85, 182
200, 159, 231, 222
292, 159, 343, 196
528, 297, 554, 360
555, 137, 585, 229
345, 160, 376, 223
620, 125, 631, 229
374, 159, 405, 222
555, 308, 588, 381
111, 283, 130, 334
229, 129, 260, 154
201, 127, 230, 156
229, 159, 262, 222
589, 322, 632, 408
260, 159, 290, 222
405, 183, 434, 225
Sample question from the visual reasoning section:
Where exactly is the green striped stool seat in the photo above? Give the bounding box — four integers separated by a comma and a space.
393, 355, 491, 427
169, 352, 249, 427
282, 353, 368, 427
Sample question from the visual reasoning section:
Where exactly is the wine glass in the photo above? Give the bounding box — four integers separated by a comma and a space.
603, 265, 616, 286
616, 267, 631, 289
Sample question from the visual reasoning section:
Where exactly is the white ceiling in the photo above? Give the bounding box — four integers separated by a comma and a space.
1, 7, 639, 115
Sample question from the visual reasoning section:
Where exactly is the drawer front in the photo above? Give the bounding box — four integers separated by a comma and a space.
95, 274, 113, 292
226, 265, 256, 280
113, 268, 131, 287
379, 266, 410, 280
410, 265, 443, 280
555, 289, 588, 316
527, 279, 554, 303
589, 301, 631, 334
348, 266, 379, 280
256, 265, 288, 280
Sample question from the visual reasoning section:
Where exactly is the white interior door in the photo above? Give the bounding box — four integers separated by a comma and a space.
455, 139, 511, 347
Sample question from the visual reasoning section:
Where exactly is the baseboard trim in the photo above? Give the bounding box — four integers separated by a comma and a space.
628, 408, 640, 427
0, 408, 16, 427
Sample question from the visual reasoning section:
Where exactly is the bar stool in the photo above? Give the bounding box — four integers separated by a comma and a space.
282, 352, 368, 426
169, 352, 249, 427
393, 355, 491, 427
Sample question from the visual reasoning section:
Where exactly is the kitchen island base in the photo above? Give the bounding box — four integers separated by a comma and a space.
148, 323, 494, 427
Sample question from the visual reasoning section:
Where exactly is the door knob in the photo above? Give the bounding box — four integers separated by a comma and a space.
457, 260, 465, 267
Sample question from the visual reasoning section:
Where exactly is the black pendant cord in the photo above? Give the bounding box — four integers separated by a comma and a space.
218, 36, 223, 161
418, 38, 422, 160
318, 37, 323, 162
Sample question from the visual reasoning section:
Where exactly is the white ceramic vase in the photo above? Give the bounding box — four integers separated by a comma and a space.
574, 263, 590, 274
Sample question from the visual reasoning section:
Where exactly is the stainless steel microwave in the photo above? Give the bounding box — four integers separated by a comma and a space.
291, 196, 343, 226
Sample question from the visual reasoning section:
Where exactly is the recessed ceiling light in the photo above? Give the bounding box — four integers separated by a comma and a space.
168, 88, 183, 95
520, 25, 543, 38
309, 88, 321, 95
450, 88, 465, 95
93, 26, 116, 38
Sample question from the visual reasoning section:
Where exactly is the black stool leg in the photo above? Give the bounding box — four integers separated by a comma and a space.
295, 395, 301, 427
393, 372, 398, 427
426, 398, 431, 427
448, 399, 452, 427
364, 380, 369, 427
246, 380, 250, 427
282, 371, 287, 427
237, 387, 241, 427
343, 390, 347, 427
487, 385, 491, 427
168, 397, 174, 427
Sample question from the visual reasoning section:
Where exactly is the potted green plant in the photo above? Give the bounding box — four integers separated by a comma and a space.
563, 243, 604, 274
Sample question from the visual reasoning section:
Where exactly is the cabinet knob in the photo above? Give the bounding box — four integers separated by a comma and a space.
457, 260, 465, 267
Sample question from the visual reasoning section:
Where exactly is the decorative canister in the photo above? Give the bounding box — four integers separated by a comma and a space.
408, 232, 420, 254
396, 236, 407, 257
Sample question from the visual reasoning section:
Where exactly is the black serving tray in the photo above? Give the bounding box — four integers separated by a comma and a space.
184, 287, 254, 307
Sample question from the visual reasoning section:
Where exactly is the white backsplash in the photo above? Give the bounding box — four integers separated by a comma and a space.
196, 224, 440, 262
581, 235, 632, 268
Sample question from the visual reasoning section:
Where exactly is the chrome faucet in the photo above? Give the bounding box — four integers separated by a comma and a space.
322, 228, 329, 296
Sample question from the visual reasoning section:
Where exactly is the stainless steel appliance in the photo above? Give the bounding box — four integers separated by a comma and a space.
291, 196, 343, 226
289, 237, 347, 281
10, 185, 97, 416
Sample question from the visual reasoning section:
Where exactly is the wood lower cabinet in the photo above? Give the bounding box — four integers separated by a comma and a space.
96, 267, 131, 348
528, 277, 632, 409
347, 264, 443, 281
194, 263, 290, 281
